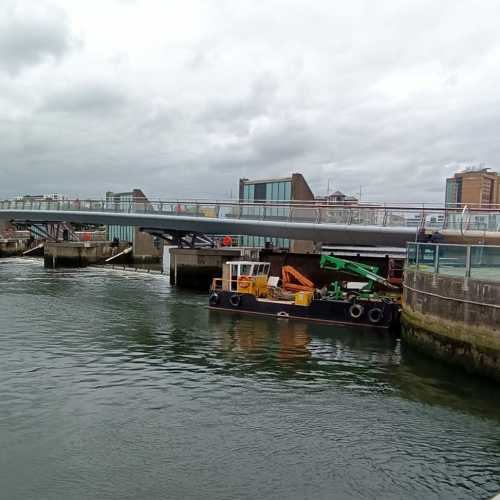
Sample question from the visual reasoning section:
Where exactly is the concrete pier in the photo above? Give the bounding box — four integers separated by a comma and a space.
402, 268, 500, 381
43, 238, 163, 268
131, 230, 163, 266
44, 241, 124, 268
169, 248, 259, 289
0, 239, 28, 257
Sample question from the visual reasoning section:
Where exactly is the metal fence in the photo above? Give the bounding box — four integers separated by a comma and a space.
2, 198, 500, 231
407, 242, 500, 282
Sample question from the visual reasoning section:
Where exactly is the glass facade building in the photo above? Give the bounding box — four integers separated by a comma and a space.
105, 190, 142, 243
445, 177, 461, 207
240, 178, 292, 249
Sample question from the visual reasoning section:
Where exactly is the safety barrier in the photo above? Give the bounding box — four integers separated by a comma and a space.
406, 242, 500, 282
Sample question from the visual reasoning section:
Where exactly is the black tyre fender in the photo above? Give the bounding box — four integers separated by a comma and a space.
209, 292, 219, 306
348, 303, 364, 319
229, 294, 241, 307
368, 307, 384, 324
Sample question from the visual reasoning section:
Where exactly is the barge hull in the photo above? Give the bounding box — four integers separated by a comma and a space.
209, 291, 399, 330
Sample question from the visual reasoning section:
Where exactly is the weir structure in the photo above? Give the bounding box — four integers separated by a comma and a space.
402, 242, 500, 381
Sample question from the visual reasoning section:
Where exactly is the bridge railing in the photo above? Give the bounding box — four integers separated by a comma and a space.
2, 198, 500, 232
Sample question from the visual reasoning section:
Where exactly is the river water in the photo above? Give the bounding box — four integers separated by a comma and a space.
1, 258, 499, 500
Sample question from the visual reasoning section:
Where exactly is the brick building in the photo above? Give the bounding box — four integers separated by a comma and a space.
445, 168, 500, 208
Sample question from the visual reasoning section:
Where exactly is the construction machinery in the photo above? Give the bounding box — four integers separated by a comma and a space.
319, 254, 399, 300
281, 265, 315, 293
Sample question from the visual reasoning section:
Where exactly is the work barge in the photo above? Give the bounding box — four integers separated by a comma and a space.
209, 257, 401, 330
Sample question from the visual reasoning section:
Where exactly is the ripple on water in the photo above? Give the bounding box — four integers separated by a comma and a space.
0, 259, 500, 500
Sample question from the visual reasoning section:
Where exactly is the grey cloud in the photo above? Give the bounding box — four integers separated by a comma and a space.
0, 1, 77, 75
3, 0, 500, 203
197, 74, 278, 133
250, 119, 324, 164
41, 83, 126, 114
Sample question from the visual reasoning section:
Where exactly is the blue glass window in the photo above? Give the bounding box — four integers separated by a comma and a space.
284, 181, 291, 201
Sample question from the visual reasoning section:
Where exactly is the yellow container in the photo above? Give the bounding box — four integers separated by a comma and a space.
294, 291, 313, 306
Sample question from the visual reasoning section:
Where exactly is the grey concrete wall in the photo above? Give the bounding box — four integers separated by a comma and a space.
0, 239, 27, 257
44, 241, 118, 268
132, 229, 162, 264
44, 238, 161, 268
170, 248, 242, 290
402, 268, 500, 381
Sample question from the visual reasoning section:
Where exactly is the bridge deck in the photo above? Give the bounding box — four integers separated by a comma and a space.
2, 199, 500, 247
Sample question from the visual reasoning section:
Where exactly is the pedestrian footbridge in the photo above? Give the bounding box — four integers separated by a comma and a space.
1, 199, 499, 247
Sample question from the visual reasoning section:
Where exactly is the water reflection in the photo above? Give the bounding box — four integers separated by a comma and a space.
208, 311, 500, 420
216, 315, 311, 363
277, 321, 311, 362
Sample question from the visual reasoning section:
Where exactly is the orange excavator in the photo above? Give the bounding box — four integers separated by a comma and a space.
281, 265, 315, 292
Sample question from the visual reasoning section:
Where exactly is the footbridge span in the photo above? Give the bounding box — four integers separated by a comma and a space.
1, 199, 500, 247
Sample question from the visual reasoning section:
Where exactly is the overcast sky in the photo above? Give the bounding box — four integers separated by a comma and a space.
1, 0, 499, 202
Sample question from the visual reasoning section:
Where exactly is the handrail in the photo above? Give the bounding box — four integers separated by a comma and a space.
3, 197, 500, 211
406, 241, 500, 282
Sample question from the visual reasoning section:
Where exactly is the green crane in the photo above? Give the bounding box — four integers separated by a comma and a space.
319, 254, 398, 300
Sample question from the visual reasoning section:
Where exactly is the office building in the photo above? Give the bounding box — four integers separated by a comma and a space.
445, 168, 500, 208
239, 173, 315, 252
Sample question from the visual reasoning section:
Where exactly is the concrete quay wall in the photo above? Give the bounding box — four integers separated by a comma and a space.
402, 268, 500, 381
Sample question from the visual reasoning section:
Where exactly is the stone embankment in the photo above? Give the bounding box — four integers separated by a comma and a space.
402, 247, 500, 381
